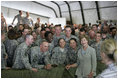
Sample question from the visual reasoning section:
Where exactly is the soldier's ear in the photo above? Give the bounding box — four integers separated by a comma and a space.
40, 44, 42, 47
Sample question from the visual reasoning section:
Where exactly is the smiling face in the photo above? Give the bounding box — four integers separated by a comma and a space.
95, 33, 101, 42
40, 42, 49, 52
47, 33, 53, 43
65, 27, 72, 37
81, 37, 88, 47
70, 40, 77, 49
59, 39, 66, 48
55, 26, 62, 35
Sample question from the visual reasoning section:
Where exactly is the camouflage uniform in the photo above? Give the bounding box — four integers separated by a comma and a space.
65, 47, 79, 65
51, 47, 68, 65
12, 42, 32, 70
91, 41, 102, 60
1, 42, 7, 69
30, 46, 51, 69
91, 41, 106, 75
63, 35, 79, 49
4, 39, 18, 67
17, 36, 25, 44
32, 38, 46, 47
48, 42, 54, 54
89, 38, 95, 46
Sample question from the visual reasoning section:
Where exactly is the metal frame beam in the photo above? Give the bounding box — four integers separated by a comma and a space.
64, 1, 73, 25
51, 1, 62, 17
78, 1, 85, 24
95, 1, 101, 20
32, 1, 58, 18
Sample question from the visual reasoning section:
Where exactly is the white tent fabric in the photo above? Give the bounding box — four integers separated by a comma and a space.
1, 1, 117, 25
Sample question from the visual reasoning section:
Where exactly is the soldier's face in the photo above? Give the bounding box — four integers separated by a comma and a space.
47, 33, 53, 43
70, 40, 77, 49
42, 42, 49, 52
65, 28, 72, 37
32, 32, 37, 39
59, 39, 66, 48
92, 26, 97, 31
81, 38, 88, 47
55, 27, 62, 35
23, 29, 29, 36
40, 31, 45, 39
28, 36, 34, 45
95, 33, 101, 42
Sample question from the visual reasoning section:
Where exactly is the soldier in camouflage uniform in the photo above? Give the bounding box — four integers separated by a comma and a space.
52, 25, 64, 47
4, 29, 18, 67
45, 31, 54, 53
34, 28, 46, 46
63, 26, 79, 49
30, 41, 51, 70
12, 35, 37, 72
88, 30, 96, 46
31, 31, 39, 47
17, 28, 29, 44
65, 38, 79, 65
91, 32, 106, 75
1, 31, 9, 69
51, 38, 68, 65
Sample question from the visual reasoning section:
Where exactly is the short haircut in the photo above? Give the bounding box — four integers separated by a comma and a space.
25, 34, 32, 40
80, 27, 86, 32
8, 29, 16, 40
69, 38, 78, 46
19, 10, 22, 13
69, 38, 77, 43
65, 26, 71, 29
41, 28, 45, 31
40, 39, 48, 45
92, 24, 97, 27
96, 31, 101, 35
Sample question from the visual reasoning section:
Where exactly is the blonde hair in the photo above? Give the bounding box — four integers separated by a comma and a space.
101, 39, 117, 64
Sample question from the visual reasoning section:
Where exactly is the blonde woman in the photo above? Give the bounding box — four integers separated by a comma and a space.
97, 39, 117, 78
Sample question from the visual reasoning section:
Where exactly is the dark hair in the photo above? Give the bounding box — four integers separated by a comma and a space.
96, 31, 101, 35
110, 27, 116, 32
19, 10, 22, 13
92, 24, 97, 27
65, 26, 72, 29
69, 38, 78, 46
71, 28, 75, 35
41, 28, 45, 31
8, 29, 16, 40
58, 38, 65, 46
44, 31, 53, 38
80, 27, 86, 32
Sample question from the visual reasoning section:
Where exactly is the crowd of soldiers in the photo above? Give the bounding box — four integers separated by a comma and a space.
1, 10, 117, 78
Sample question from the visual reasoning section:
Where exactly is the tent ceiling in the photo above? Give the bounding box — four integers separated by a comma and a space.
1, 1, 117, 24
